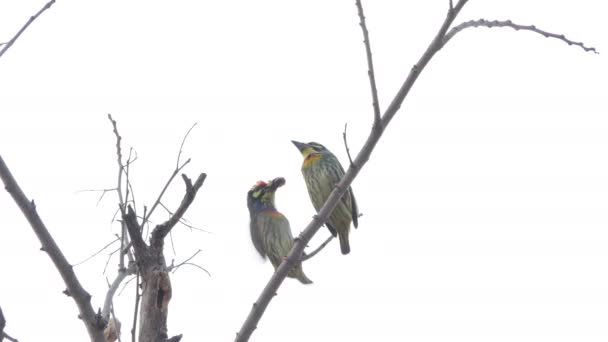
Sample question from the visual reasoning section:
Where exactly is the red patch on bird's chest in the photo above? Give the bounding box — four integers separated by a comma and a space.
262, 209, 283, 218
303, 153, 321, 168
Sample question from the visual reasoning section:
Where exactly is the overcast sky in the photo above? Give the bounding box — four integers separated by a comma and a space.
1, 1, 607, 341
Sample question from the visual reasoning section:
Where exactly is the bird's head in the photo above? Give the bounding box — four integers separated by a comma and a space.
247, 177, 286, 213
291, 141, 328, 167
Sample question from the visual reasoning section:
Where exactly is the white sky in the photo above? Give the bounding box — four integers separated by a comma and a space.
1, 1, 607, 341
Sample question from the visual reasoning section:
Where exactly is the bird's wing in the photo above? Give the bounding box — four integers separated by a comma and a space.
350, 188, 359, 228
333, 155, 359, 228
260, 212, 294, 268
250, 216, 266, 258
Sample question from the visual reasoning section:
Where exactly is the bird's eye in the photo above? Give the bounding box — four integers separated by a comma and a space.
252, 189, 263, 198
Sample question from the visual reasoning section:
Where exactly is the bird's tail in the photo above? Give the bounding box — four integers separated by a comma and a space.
290, 264, 313, 285
339, 232, 350, 255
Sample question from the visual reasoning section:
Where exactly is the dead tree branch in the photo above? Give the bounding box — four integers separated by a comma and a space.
234, 1, 469, 341
0, 0, 55, 60
102, 260, 137, 321
143, 124, 197, 227
150, 174, 207, 247
0, 306, 6, 341
442, 19, 599, 53
355, 0, 381, 124
0, 155, 106, 342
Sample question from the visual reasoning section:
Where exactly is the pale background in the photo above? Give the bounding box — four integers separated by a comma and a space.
0, 1, 606, 341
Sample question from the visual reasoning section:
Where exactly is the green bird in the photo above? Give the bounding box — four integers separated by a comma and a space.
247, 177, 313, 284
292, 141, 359, 255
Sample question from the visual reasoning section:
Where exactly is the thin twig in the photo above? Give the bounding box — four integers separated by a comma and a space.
117, 275, 137, 296
160, 202, 211, 233
102, 247, 121, 275
143, 123, 197, 226
174, 263, 211, 277
169, 229, 176, 256
443, 19, 598, 53
168, 249, 205, 273
342, 123, 354, 166
74, 188, 118, 206
0, 0, 56, 59
2, 332, 19, 342
142, 160, 191, 226
301, 235, 334, 262
177, 123, 197, 168
108, 114, 126, 212
73, 237, 120, 267
355, 0, 381, 125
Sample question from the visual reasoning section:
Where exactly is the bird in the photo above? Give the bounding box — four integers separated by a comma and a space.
291, 141, 358, 255
247, 177, 313, 284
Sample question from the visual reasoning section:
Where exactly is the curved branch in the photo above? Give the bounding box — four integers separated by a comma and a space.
0, 155, 105, 342
301, 235, 334, 262
102, 261, 136, 320
442, 19, 598, 53
234, 2, 470, 341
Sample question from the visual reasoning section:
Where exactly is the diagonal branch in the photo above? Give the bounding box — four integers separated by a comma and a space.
101, 260, 137, 320
355, 0, 382, 124
150, 173, 207, 246
442, 19, 599, 53
0, 0, 55, 60
0, 306, 5, 340
0, 155, 106, 342
234, 2, 469, 341
123, 206, 147, 260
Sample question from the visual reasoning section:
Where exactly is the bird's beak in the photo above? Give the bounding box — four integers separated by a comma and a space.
270, 177, 286, 190
291, 140, 308, 152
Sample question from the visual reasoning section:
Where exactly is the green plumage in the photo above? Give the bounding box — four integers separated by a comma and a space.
247, 177, 312, 285
292, 141, 359, 255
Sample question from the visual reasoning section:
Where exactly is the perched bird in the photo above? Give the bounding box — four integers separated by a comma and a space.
291, 141, 359, 255
247, 177, 313, 284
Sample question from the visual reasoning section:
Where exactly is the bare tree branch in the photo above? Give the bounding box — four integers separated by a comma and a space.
167, 249, 211, 277
0, 306, 6, 341
442, 19, 599, 53
355, 0, 381, 124
102, 260, 136, 320
176, 123, 197, 168
234, 2, 470, 341
0, 155, 106, 342
150, 173, 207, 246
143, 124, 197, 227
160, 202, 211, 233
0, 0, 55, 60
123, 206, 147, 260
